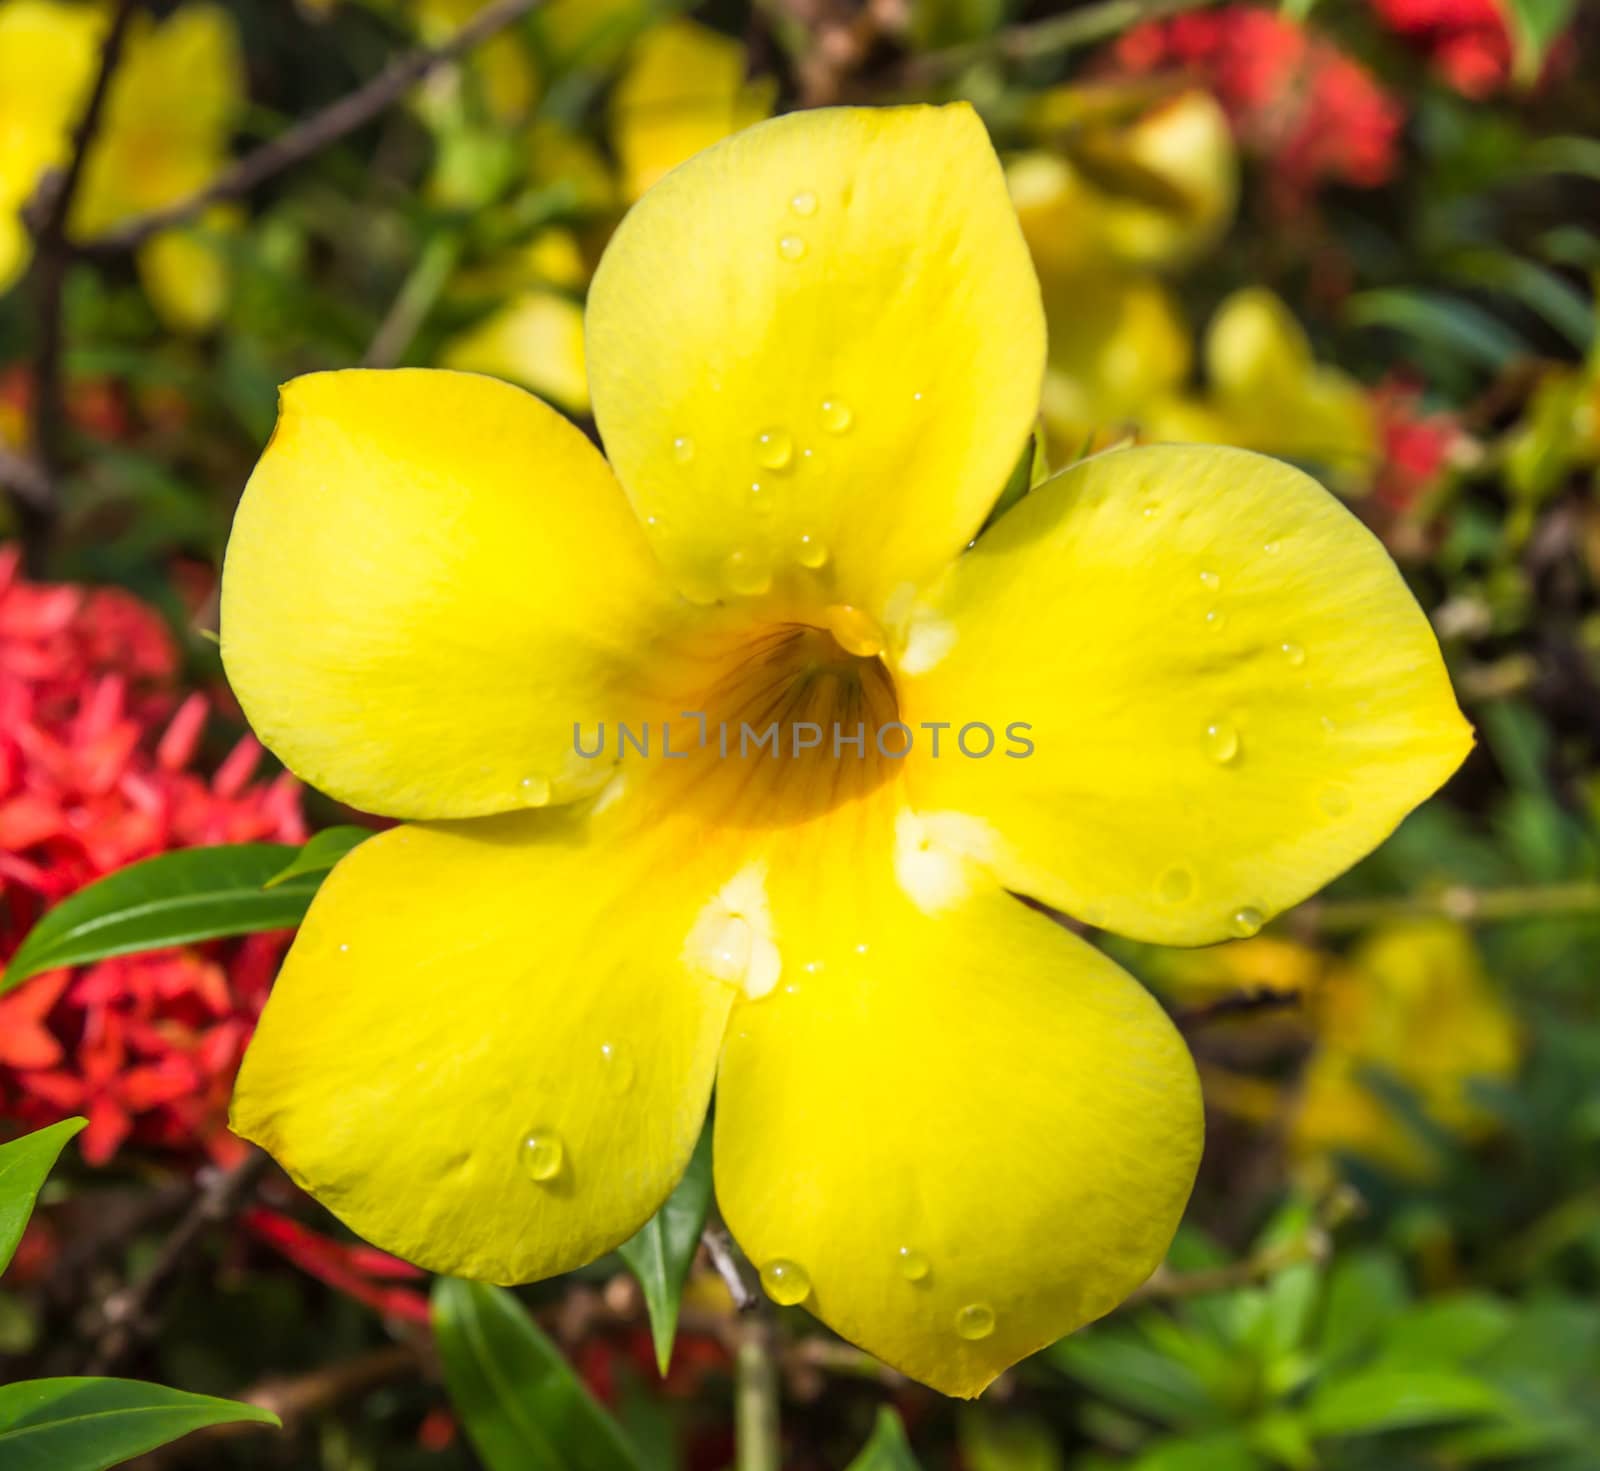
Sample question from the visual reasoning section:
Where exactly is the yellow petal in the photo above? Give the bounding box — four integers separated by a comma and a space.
715, 871, 1201, 1397
896, 443, 1473, 946
220, 369, 698, 818
586, 103, 1045, 616
232, 807, 735, 1281
439, 289, 590, 414
136, 208, 237, 334
609, 18, 775, 202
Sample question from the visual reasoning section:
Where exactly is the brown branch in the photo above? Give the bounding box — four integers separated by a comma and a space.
1131, 1227, 1331, 1303
1289, 880, 1600, 937
80, 0, 547, 258
10, 0, 140, 567
0, 444, 53, 514
87, 1148, 274, 1373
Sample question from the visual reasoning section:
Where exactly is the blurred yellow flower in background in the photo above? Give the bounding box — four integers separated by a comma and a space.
1294, 921, 1522, 1179
1147, 287, 1380, 492
440, 287, 589, 413
0, 0, 242, 331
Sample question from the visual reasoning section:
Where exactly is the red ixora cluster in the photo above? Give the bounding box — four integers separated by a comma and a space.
0, 546, 306, 1164
1369, 0, 1516, 98
1111, 4, 1403, 209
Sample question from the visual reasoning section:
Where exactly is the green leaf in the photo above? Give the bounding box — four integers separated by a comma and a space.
2, 845, 320, 996
0, 1377, 278, 1470
846, 1407, 923, 1470
433, 1278, 643, 1471
1304, 1370, 1507, 1437
959, 1410, 1064, 1471
1317, 1250, 1407, 1366
1345, 289, 1529, 373
1500, 0, 1576, 85
0, 1120, 86, 1277
618, 1123, 712, 1374
264, 826, 374, 887
981, 424, 1048, 533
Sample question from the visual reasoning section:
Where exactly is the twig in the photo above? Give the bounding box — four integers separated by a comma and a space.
0, 444, 53, 513
703, 1220, 760, 1312
80, 0, 547, 258
362, 230, 463, 368
11, 0, 140, 567
735, 1313, 782, 1471
1290, 880, 1600, 936
88, 1148, 274, 1373
1131, 1227, 1331, 1302
1175, 986, 1301, 1031
897, 0, 1214, 86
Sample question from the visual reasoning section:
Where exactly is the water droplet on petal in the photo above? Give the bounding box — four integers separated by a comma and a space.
795, 533, 829, 569
1319, 785, 1351, 817
703, 914, 754, 985
1159, 867, 1194, 902
760, 1259, 811, 1305
599, 1043, 635, 1094
955, 1303, 996, 1340
673, 436, 694, 463
820, 398, 853, 434
1203, 721, 1240, 764
897, 1247, 931, 1282
338, 943, 349, 954
1230, 906, 1264, 938
1141, 502, 1160, 519
1204, 608, 1227, 633
1263, 540, 1281, 555
789, 190, 818, 217
522, 1131, 564, 1182
777, 235, 806, 261
723, 551, 772, 597
1281, 641, 1306, 667
1199, 570, 1221, 590
519, 775, 551, 807
756, 429, 794, 471
824, 604, 884, 659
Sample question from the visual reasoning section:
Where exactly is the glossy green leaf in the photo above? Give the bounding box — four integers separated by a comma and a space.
982, 423, 1048, 532
1345, 289, 1528, 373
264, 826, 374, 887
960, 1410, 1064, 1471
1304, 1370, 1507, 1436
846, 1407, 923, 1470
0, 1377, 278, 1470
618, 1122, 712, 1374
0, 1119, 86, 1277
433, 1278, 643, 1471
2, 846, 319, 996
1131, 1431, 1264, 1471
1500, 0, 1576, 84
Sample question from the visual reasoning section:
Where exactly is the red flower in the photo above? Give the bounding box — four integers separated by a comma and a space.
1371, 378, 1465, 510
0, 546, 307, 1163
1369, 0, 1513, 97
242, 1207, 432, 1325
1111, 5, 1403, 208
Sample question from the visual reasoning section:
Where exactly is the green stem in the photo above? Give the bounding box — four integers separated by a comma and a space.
1294, 880, 1600, 934
735, 1319, 780, 1471
362, 230, 462, 369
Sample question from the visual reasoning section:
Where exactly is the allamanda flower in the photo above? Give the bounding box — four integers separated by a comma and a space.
223, 105, 1471, 1396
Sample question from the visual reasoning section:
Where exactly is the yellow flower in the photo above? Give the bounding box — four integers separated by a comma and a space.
1147, 288, 1380, 491
1293, 922, 1521, 1178
439, 287, 589, 414
1007, 89, 1233, 454
221, 106, 1470, 1397
609, 17, 776, 202
0, 0, 243, 330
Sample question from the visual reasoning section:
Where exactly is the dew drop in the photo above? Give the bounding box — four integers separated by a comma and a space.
1158, 866, 1194, 903
519, 775, 552, 807
897, 1247, 931, 1282
1141, 502, 1160, 519
1203, 608, 1227, 633
1230, 906, 1264, 938
522, 1130, 564, 1182
1319, 785, 1352, 817
672, 435, 694, 463
760, 1259, 811, 1305
820, 398, 854, 434
703, 914, 754, 985
338, 943, 350, 954
795, 532, 829, 569
755, 428, 794, 471
1281, 641, 1306, 667
1199, 569, 1221, 591
722, 551, 772, 597
599, 1042, 635, 1094
824, 603, 885, 659
1263, 539, 1281, 555
955, 1303, 996, 1340
789, 190, 818, 217
748, 481, 775, 517
1203, 721, 1240, 764
777, 234, 807, 261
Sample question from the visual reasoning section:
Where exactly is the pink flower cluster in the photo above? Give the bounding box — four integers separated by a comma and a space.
0, 547, 306, 1164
